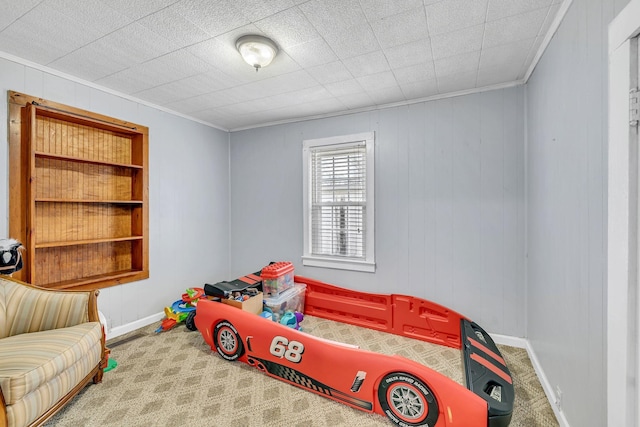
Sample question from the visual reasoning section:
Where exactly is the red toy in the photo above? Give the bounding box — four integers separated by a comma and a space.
156, 287, 205, 333
194, 274, 513, 427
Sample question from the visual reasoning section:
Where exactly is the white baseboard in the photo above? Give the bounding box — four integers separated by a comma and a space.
524, 340, 571, 427
106, 311, 164, 341
490, 332, 528, 348
490, 332, 570, 427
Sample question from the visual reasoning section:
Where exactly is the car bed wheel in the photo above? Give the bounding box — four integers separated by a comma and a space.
214, 320, 244, 361
377, 372, 438, 426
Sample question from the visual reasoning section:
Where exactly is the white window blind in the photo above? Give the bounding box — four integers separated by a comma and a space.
302, 132, 375, 272
310, 143, 366, 258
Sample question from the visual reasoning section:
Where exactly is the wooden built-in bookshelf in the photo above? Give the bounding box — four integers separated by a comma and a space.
8, 91, 149, 290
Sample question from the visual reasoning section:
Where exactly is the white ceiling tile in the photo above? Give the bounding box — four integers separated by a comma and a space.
400, 79, 438, 99
232, 0, 296, 21
137, 4, 211, 49
426, 0, 489, 36
134, 84, 185, 105
430, 24, 483, 60
146, 52, 211, 85
384, 39, 433, 70
176, 70, 238, 93
370, 7, 429, 49
366, 85, 405, 105
299, 0, 367, 34
338, 92, 374, 110
48, 0, 132, 34
89, 23, 176, 65
360, 0, 423, 21
176, 0, 251, 37
393, 62, 436, 85
434, 51, 480, 77
96, 67, 160, 94
241, 70, 318, 98
0, 2, 104, 64
357, 70, 398, 91
437, 70, 477, 93
342, 51, 390, 78
100, 0, 180, 20
483, 8, 548, 48
323, 24, 380, 59
220, 100, 267, 115
486, 0, 552, 22
166, 91, 236, 113
285, 38, 338, 68
215, 85, 264, 104
476, 62, 522, 87
306, 61, 353, 84
323, 79, 364, 97
191, 107, 234, 123
479, 38, 533, 70
0, 0, 40, 32
213, 23, 262, 46
254, 7, 319, 49
269, 86, 334, 107
49, 44, 130, 81
298, 97, 347, 115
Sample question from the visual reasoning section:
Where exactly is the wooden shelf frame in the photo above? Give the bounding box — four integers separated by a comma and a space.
8, 91, 149, 290
35, 151, 144, 168
35, 198, 144, 204
35, 236, 144, 249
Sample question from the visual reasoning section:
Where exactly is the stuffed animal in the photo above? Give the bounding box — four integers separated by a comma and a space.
0, 239, 24, 275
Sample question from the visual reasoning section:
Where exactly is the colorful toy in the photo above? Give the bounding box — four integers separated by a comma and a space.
279, 311, 304, 330
156, 288, 205, 333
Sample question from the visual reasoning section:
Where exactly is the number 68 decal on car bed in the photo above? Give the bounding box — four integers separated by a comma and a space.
270, 335, 305, 363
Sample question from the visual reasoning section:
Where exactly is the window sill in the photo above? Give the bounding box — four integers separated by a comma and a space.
302, 256, 376, 273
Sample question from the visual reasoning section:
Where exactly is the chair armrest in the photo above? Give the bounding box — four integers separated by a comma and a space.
2, 276, 100, 336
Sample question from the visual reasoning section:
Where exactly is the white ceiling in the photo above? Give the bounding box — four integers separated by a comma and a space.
0, 0, 563, 131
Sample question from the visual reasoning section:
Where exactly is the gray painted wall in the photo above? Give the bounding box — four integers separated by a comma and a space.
230, 86, 525, 337
526, 0, 629, 425
0, 57, 231, 332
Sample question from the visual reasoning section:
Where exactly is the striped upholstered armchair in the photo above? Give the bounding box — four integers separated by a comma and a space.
0, 276, 106, 427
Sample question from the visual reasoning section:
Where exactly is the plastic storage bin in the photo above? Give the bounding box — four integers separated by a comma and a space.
263, 283, 306, 322
261, 261, 294, 295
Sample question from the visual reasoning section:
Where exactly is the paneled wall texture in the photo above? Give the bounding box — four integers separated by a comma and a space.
230, 86, 525, 338
526, 0, 630, 425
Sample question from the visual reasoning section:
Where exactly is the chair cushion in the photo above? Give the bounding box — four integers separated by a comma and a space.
5, 340, 102, 427
0, 322, 102, 405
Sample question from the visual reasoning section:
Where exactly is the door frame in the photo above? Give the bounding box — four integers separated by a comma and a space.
608, 0, 640, 425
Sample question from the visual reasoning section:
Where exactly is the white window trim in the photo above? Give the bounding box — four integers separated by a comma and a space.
302, 131, 375, 273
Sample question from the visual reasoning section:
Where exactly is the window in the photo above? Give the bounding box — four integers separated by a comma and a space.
302, 132, 375, 272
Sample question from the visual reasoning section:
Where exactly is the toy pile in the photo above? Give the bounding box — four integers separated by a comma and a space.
155, 287, 205, 333
260, 262, 305, 330
156, 263, 306, 333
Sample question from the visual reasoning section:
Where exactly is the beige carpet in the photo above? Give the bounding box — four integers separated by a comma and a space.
45, 316, 557, 427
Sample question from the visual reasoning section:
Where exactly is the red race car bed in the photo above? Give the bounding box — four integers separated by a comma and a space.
193, 272, 514, 427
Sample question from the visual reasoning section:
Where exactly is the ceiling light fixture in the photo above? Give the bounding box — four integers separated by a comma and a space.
236, 35, 279, 72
